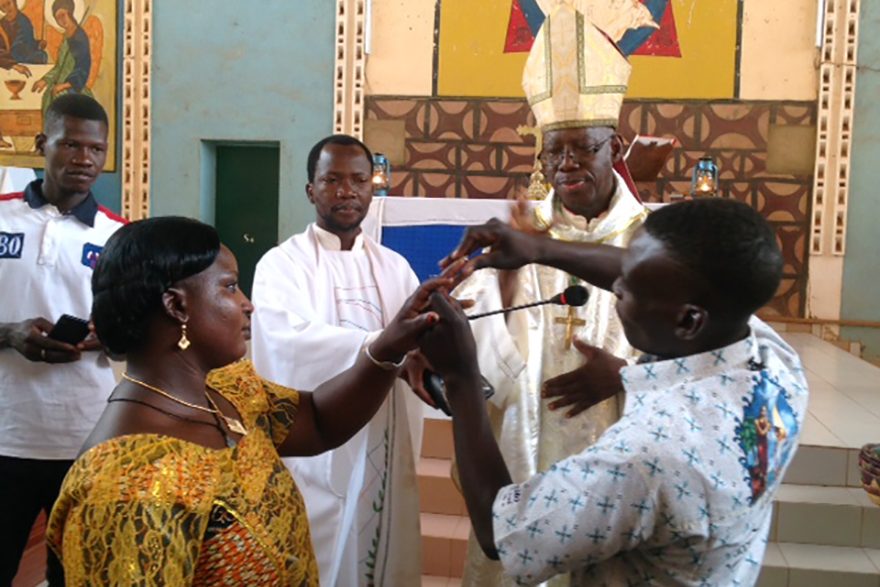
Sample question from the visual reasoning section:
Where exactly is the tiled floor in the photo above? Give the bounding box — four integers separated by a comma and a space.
780, 331, 880, 450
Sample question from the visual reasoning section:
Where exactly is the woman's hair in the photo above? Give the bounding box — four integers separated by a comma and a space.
92, 216, 221, 355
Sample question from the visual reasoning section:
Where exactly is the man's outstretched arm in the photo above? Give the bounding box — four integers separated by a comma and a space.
442, 218, 626, 292
419, 292, 511, 558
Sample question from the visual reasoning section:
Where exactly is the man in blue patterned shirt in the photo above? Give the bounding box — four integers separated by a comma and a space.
421, 199, 808, 586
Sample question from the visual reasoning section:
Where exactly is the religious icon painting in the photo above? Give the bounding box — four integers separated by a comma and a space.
734, 369, 800, 504
0, 0, 118, 170
437, 0, 739, 99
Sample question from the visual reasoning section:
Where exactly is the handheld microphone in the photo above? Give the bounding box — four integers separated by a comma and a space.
424, 285, 589, 416
466, 285, 589, 320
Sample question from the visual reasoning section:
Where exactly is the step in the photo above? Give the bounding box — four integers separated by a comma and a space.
769, 484, 880, 549
418, 457, 467, 516
784, 444, 863, 488
422, 418, 454, 460
421, 512, 469, 579
758, 543, 880, 587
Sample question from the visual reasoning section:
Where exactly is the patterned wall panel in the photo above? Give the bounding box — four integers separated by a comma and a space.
365, 96, 815, 316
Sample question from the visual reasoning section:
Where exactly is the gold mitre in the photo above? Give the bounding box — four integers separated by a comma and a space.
523, 2, 632, 131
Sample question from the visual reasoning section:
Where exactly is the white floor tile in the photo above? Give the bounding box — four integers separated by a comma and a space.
780, 331, 880, 451
865, 548, 880, 572
763, 542, 787, 566
801, 413, 845, 447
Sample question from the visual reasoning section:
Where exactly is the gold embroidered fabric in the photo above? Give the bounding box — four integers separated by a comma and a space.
47, 360, 319, 586
523, 4, 632, 131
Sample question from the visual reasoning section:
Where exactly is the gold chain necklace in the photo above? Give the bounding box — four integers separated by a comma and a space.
122, 373, 247, 436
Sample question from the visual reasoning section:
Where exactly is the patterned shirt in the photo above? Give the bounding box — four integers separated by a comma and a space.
492, 318, 807, 586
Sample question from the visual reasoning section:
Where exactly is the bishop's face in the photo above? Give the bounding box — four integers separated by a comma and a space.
541, 126, 622, 221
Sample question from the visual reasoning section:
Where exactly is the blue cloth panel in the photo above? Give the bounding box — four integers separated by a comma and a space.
380, 225, 470, 283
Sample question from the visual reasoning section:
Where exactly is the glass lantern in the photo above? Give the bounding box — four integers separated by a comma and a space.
372, 153, 391, 197
691, 156, 719, 197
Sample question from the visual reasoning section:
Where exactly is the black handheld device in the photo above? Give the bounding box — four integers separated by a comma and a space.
424, 371, 494, 417
47, 314, 91, 345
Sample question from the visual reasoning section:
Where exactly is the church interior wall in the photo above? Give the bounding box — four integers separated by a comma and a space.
364, 0, 822, 319
149, 0, 335, 239
842, 0, 880, 360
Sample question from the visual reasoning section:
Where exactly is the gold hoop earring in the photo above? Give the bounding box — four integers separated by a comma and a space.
178, 323, 191, 350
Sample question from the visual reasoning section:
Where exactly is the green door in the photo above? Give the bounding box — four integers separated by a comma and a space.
215, 145, 280, 299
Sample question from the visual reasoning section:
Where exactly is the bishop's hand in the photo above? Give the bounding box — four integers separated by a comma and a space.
542, 339, 626, 418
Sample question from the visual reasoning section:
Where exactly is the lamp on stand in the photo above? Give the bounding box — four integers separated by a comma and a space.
372, 153, 391, 197
690, 156, 719, 197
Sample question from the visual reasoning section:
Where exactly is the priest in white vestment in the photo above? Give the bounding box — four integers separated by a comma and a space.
455, 5, 649, 586
251, 135, 423, 586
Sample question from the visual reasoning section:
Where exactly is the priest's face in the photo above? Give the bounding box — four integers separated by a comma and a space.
308, 143, 373, 237
612, 229, 706, 358
541, 127, 623, 221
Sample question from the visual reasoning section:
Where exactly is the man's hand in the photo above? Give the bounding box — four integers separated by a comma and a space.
542, 339, 626, 418
399, 350, 437, 408
418, 292, 480, 386
6, 318, 82, 363
440, 218, 543, 281
31, 78, 47, 93
370, 276, 453, 364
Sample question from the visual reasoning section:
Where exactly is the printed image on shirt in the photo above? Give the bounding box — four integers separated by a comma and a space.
81, 243, 102, 269
735, 370, 800, 503
0, 232, 24, 259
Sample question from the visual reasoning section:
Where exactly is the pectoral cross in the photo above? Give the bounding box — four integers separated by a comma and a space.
554, 306, 586, 350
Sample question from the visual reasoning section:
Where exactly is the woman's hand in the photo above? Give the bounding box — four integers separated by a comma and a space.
369, 276, 451, 364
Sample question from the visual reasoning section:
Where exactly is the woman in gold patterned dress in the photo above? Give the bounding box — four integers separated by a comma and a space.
47, 216, 447, 586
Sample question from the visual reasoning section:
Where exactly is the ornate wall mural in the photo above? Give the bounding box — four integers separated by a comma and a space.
437, 0, 739, 99
0, 0, 117, 169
